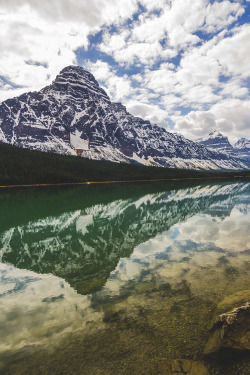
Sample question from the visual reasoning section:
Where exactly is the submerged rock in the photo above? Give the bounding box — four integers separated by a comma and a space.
204, 290, 250, 358
156, 358, 209, 374
216, 290, 250, 314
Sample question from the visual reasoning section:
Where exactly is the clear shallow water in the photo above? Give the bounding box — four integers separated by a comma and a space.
0, 181, 249, 375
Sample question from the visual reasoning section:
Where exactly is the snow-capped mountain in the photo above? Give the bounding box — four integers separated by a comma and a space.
198, 131, 250, 166
0, 66, 248, 170
234, 137, 250, 150
197, 131, 235, 155
234, 138, 250, 163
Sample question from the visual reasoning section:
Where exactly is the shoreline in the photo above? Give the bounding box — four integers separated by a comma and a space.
0, 175, 250, 189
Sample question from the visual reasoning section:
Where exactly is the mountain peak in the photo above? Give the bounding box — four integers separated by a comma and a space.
59, 65, 94, 78
47, 64, 110, 102
208, 131, 227, 139
197, 131, 234, 155
52, 65, 101, 90
234, 137, 250, 150
234, 138, 250, 163
0, 65, 248, 171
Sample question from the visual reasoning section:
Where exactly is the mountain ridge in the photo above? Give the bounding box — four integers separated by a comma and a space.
197, 131, 235, 155
197, 131, 250, 166
0, 65, 248, 171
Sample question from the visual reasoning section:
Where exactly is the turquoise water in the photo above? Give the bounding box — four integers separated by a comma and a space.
0, 181, 249, 374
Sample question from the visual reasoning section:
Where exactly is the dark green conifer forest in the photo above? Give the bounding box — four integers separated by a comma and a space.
0, 142, 249, 186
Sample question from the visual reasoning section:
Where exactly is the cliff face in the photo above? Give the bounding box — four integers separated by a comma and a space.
0, 66, 248, 170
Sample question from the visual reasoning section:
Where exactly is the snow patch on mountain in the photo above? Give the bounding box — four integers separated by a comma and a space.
70, 130, 89, 151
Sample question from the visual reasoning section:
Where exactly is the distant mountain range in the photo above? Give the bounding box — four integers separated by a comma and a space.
0, 65, 249, 171
198, 131, 250, 165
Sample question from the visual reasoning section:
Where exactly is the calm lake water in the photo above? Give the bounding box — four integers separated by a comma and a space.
0, 181, 249, 375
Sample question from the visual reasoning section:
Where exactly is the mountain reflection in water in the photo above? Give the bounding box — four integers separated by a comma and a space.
0, 182, 249, 375
1, 182, 249, 294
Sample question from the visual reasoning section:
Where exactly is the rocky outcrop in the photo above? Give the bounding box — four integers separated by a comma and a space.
204, 290, 250, 358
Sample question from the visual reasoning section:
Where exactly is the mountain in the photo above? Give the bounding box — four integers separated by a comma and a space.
0, 65, 248, 170
197, 131, 235, 155
234, 138, 250, 163
198, 132, 250, 166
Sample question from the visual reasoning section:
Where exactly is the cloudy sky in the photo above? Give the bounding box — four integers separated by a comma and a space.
0, 0, 249, 142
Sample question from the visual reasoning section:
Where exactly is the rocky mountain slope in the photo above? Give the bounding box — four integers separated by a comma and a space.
234, 137, 250, 163
197, 131, 235, 155
0, 66, 248, 170
198, 131, 250, 166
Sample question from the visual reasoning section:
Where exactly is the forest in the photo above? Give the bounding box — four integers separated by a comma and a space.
0, 141, 249, 186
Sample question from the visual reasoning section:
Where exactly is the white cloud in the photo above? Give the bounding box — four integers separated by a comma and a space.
126, 100, 169, 127
174, 98, 250, 142
208, 24, 250, 78
174, 111, 218, 140
98, 0, 245, 67
176, 39, 222, 88
0, 0, 140, 100
203, 0, 244, 33
0, 0, 139, 27
83, 60, 170, 127
84, 60, 134, 102
86, 13, 250, 138
219, 77, 249, 98
211, 98, 250, 135
140, 0, 167, 12
185, 86, 220, 106
111, 41, 173, 66
84, 60, 112, 82
100, 30, 129, 55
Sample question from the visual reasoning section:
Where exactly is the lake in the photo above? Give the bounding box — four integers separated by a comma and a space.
0, 181, 249, 375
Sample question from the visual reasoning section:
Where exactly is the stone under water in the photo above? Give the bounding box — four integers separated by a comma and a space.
204, 290, 250, 358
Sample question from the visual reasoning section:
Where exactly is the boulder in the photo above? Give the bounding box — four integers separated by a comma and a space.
216, 290, 250, 314
204, 290, 250, 358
